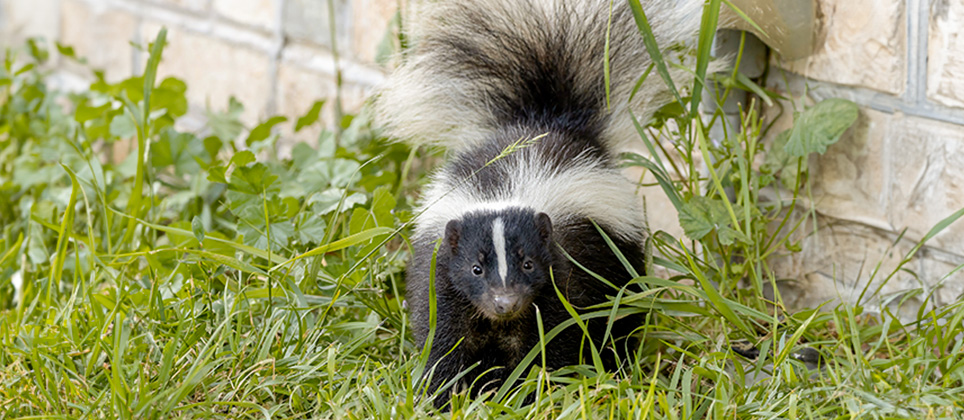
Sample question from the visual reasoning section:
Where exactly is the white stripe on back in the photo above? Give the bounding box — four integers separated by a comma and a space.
492, 217, 508, 286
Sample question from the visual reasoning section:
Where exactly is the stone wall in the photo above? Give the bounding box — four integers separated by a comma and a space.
0, 0, 399, 142
764, 0, 964, 312
1, 0, 962, 311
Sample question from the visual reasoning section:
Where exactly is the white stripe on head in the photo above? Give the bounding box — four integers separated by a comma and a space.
492, 217, 508, 286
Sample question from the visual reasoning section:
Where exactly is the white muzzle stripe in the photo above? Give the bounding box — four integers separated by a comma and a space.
492, 217, 508, 287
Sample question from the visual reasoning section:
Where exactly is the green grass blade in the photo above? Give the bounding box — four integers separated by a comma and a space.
680, 240, 753, 335
121, 28, 167, 247
48, 164, 81, 299
412, 240, 442, 396
691, 0, 721, 117
627, 0, 683, 107
604, 0, 615, 109
269, 227, 393, 271
720, 0, 767, 37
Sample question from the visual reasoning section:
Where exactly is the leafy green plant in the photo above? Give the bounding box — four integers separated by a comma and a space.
0, 33, 432, 418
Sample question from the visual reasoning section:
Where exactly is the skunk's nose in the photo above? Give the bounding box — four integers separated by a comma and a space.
492, 294, 520, 315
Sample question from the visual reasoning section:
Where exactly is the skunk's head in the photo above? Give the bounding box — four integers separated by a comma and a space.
441, 207, 554, 321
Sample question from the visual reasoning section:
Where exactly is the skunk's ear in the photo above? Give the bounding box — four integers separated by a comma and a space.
535, 212, 552, 244
444, 219, 462, 254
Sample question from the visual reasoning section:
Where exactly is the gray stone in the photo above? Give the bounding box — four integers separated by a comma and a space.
778, 0, 906, 96
770, 218, 923, 313
150, 0, 210, 12
142, 21, 273, 124
350, 0, 399, 64
282, 0, 350, 50
1, 0, 61, 48
276, 58, 370, 146
808, 108, 893, 231
887, 115, 964, 256
60, 0, 139, 81
928, 0, 964, 109
918, 248, 964, 307
213, 0, 278, 31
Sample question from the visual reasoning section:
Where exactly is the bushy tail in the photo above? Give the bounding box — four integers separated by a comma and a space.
375, 0, 705, 153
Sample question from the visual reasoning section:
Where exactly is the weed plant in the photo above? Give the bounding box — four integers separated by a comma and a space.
0, 1, 962, 418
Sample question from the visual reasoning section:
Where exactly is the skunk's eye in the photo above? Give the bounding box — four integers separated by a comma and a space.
472, 265, 483, 276
522, 259, 534, 272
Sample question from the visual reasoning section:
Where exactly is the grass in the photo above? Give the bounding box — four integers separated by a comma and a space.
1, 2, 963, 418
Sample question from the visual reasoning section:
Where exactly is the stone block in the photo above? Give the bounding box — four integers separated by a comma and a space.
1, 0, 61, 48
275, 60, 369, 146
928, 0, 964, 109
769, 218, 922, 313
281, 41, 386, 86
887, 115, 964, 256
778, 0, 906, 96
276, 62, 338, 146
758, 87, 892, 230
282, 0, 350, 50
151, 0, 209, 12
918, 249, 964, 307
60, 0, 139, 81
808, 108, 893, 231
213, 0, 278, 31
350, 0, 399, 64
142, 22, 272, 124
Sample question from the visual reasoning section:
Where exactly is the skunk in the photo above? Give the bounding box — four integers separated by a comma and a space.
376, 0, 704, 406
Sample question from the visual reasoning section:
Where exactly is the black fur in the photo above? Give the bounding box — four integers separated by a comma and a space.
385, 0, 700, 409
420, 1, 624, 141
407, 194, 645, 407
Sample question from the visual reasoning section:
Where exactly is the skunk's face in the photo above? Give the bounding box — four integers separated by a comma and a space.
442, 208, 554, 321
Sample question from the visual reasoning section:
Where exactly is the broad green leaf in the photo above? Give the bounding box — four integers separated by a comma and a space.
309, 189, 367, 215
370, 186, 396, 227
230, 162, 279, 195
762, 129, 803, 188
330, 158, 362, 188
191, 216, 205, 243
74, 101, 112, 124
717, 226, 751, 246
55, 42, 78, 60
152, 129, 205, 174
203, 136, 223, 160
230, 150, 256, 168
206, 96, 245, 141
679, 196, 731, 241
296, 160, 334, 193
349, 207, 375, 236
295, 213, 327, 244
26, 37, 49, 63
206, 164, 228, 184
291, 142, 319, 170
237, 217, 294, 250
109, 113, 137, 139
785, 98, 859, 157
295, 100, 325, 132
246, 115, 287, 145
151, 77, 189, 118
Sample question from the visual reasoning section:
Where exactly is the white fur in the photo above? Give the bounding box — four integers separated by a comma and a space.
416, 152, 645, 242
492, 217, 508, 286
375, 0, 706, 156
381, 0, 705, 244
